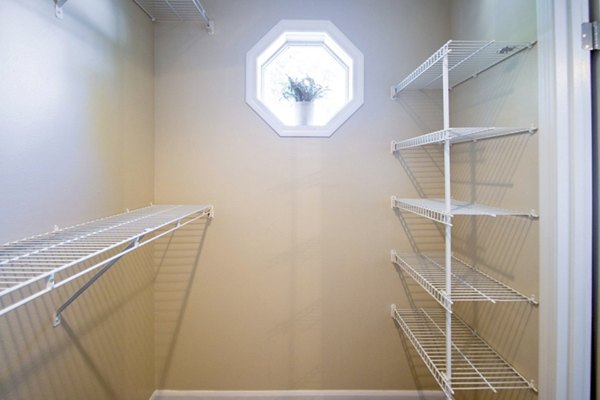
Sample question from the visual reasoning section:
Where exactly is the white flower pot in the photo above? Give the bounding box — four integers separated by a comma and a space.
294, 101, 315, 126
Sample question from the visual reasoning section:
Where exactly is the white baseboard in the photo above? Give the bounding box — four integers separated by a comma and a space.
149, 390, 445, 400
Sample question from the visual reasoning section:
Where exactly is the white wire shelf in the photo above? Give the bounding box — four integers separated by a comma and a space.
391, 306, 536, 396
391, 197, 537, 225
391, 40, 533, 97
132, 0, 214, 32
391, 251, 536, 311
0, 204, 213, 323
391, 126, 536, 151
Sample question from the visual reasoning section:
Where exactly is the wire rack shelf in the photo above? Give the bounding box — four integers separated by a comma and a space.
132, 0, 214, 33
391, 306, 536, 396
391, 126, 536, 151
133, 0, 208, 21
391, 251, 536, 311
0, 204, 213, 323
391, 40, 533, 97
391, 197, 536, 225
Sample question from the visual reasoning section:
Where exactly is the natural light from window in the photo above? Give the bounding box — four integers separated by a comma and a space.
246, 20, 363, 137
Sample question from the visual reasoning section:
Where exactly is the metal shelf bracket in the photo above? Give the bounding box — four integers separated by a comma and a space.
529, 294, 538, 306
53, 237, 141, 327
46, 274, 55, 290
206, 19, 215, 35
529, 209, 539, 219
529, 380, 538, 392
55, 0, 68, 19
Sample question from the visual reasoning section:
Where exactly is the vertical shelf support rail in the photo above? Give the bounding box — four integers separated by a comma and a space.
442, 48, 453, 395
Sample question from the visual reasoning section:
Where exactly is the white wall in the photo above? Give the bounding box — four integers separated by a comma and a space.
0, 0, 155, 243
0, 1, 156, 399
153, 0, 450, 391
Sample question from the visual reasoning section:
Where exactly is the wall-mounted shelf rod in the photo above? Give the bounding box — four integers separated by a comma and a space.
0, 204, 214, 325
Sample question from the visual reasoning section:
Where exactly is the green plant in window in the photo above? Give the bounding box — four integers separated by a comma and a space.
281, 75, 329, 102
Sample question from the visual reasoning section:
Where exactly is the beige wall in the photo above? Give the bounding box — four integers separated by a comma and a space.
449, 1, 539, 399
0, 0, 539, 397
154, 0, 451, 391
0, 0, 155, 399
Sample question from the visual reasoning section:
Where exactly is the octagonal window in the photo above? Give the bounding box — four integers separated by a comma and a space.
246, 20, 364, 137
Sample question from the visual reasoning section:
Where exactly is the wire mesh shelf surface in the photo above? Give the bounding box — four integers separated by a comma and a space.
391, 306, 536, 394
391, 197, 536, 225
391, 126, 535, 151
133, 0, 210, 21
391, 40, 532, 96
0, 204, 213, 317
391, 252, 536, 310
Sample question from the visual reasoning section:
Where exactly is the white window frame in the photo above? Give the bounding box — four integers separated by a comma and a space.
246, 20, 364, 137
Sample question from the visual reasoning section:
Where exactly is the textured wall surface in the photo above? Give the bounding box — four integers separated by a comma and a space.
154, 0, 451, 391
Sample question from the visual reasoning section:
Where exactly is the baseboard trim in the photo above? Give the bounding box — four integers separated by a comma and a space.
149, 390, 446, 400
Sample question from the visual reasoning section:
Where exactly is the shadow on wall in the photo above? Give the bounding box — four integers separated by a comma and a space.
0, 247, 155, 400
395, 328, 440, 398
451, 134, 534, 208
154, 218, 212, 388
394, 145, 446, 200
449, 49, 536, 128
455, 384, 538, 400
395, 90, 444, 134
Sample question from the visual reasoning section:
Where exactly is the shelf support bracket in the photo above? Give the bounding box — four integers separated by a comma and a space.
190, 0, 214, 34
54, 0, 68, 19
53, 236, 142, 327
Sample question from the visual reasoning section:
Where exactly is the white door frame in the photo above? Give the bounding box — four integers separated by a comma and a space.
537, 0, 593, 399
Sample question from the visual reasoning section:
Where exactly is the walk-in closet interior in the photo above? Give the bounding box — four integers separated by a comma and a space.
0, 1, 592, 400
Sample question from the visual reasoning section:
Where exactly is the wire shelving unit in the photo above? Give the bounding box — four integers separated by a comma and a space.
389, 39, 537, 399
0, 204, 213, 325
132, 0, 214, 33
391, 306, 536, 398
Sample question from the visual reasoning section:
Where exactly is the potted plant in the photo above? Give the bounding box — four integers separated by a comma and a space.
281, 75, 328, 126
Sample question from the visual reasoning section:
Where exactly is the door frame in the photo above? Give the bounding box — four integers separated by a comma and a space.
537, 0, 593, 399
